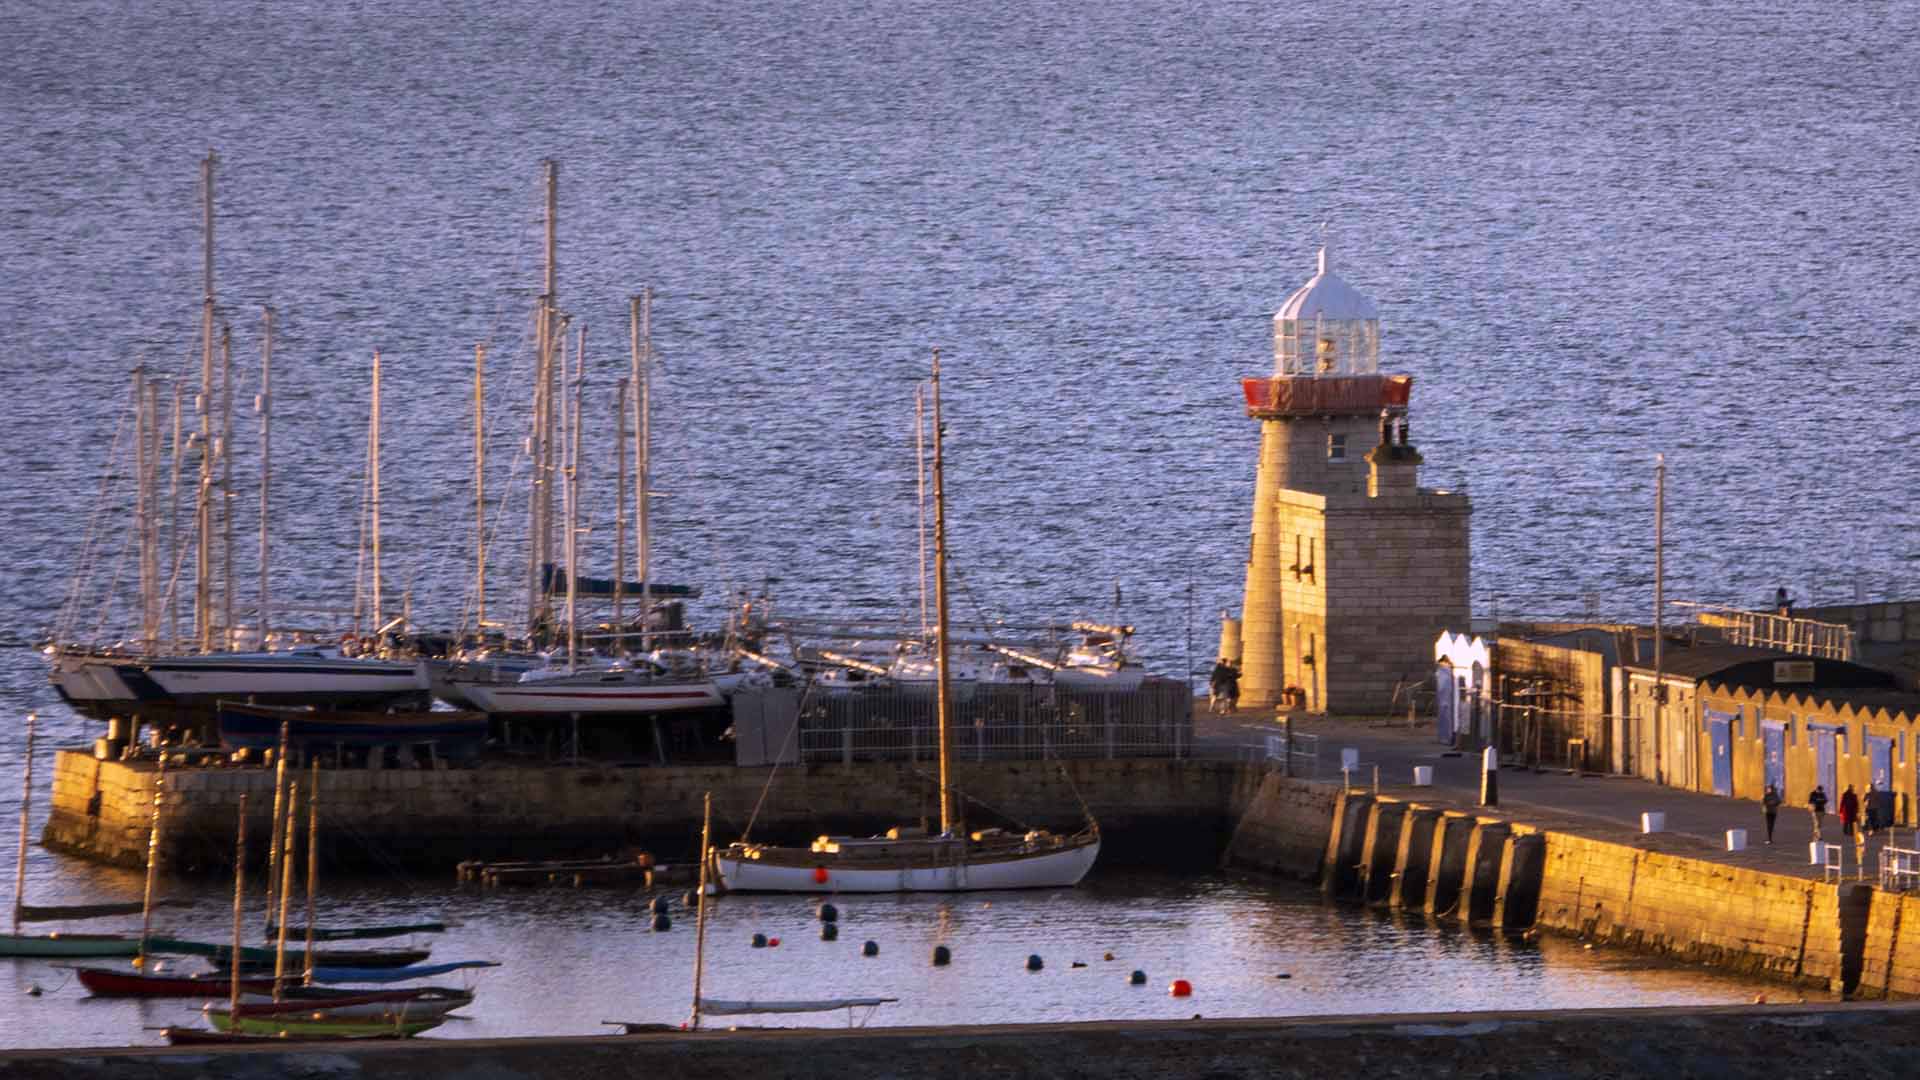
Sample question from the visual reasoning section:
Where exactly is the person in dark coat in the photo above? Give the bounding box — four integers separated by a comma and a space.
1809, 785, 1829, 840
1208, 660, 1231, 714
1840, 785, 1860, 838
1762, 785, 1782, 845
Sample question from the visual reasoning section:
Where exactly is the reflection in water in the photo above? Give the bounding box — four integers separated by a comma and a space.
0, 862, 1792, 1048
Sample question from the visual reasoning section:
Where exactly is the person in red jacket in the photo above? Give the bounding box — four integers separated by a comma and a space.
1839, 784, 1860, 838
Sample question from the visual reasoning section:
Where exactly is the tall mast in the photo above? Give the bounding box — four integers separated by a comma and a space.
930, 350, 954, 836
1653, 453, 1666, 783
272, 781, 298, 1001
914, 385, 929, 639
264, 721, 288, 934
258, 307, 273, 647
635, 289, 653, 652
146, 378, 163, 647
563, 320, 581, 672
168, 383, 183, 651
536, 160, 560, 639
369, 351, 384, 632
526, 304, 547, 635
220, 323, 234, 648
137, 756, 165, 963
227, 793, 246, 1017
133, 365, 153, 648
12, 713, 35, 934
691, 790, 712, 1031
303, 760, 317, 986
474, 343, 487, 633
196, 151, 216, 653
613, 376, 629, 638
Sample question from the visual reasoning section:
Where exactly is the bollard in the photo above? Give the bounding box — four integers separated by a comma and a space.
1480, 746, 1499, 807
1413, 765, 1433, 787
1726, 828, 1748, 852
1641, 811, 1665, 834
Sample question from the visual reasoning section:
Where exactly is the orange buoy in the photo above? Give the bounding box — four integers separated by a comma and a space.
1169, 979, 1193, 997
813, 867, 830, 884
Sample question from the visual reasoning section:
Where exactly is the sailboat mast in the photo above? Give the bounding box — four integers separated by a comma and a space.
613, 376, 628, 637
370, 350, 383, 632
258, 307, 272, 647
220, 323, 235, 648
563, 321, 581, 671
538, 161, 560, 639
273, 781, 298, 1001
12, 713, 34, 934
474, 343, 486, 633
303, 760, 317, 986
691, 790, 712, 1031
138, 756, 165, 962
930, 350, 954, 836
228, 793, 247, 1016
133, 365, 153, 648
637, 289, 653, 652
914, 385, 929, 639
196, 151, 215, 653
264, 721, 288, 933
168, 383, 182, 651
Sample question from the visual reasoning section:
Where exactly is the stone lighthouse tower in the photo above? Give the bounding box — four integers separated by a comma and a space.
1236, 246, 1470, 715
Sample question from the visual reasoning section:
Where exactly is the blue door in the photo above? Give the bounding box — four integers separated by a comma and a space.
1869, 736, 1893, 791
1762, 722, 1787, 795
1708, 718, 1733, 797
1814, 726, 1839, 797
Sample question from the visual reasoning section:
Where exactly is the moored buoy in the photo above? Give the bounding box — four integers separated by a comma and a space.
1103, 952, 1115, 962
751, 932, 768, 948
819, 902, 839, 923
812, 866, 830, 884
1071, 961, 1088, 969
682, 891, 698, 907
1129, 970, 1147, 986
651, 913, 671, 932
821, 924, 839, 942
932, 944, 952, 967
768, 937, 781, 948
1169, 979, 1193, 997
1026, 954, 1044, 972
863, 940, 880, 957
649, 895, 671, 914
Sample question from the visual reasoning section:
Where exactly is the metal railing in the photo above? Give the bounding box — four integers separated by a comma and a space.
795, 679, 1193, 764
1881, 846, 1920, 892
1688, 605, 1855, 661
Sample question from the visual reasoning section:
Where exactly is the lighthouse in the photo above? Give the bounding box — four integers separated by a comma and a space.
1235, 246, 1470, 715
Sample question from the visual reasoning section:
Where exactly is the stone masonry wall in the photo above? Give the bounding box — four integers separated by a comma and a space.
43, 751, 1244, 873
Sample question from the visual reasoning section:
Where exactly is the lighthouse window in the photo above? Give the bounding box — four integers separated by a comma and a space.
1327, 434, 1347, 461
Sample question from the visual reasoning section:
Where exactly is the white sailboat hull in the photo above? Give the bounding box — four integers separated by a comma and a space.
50, 651, 429, 716
714, 837, 1099, 893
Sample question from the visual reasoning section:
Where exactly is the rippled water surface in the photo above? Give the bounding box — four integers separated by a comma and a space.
0, 870, 1780, 1049
0, 0, 1912, 1049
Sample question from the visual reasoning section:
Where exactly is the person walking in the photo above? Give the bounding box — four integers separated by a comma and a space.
1762, 785, 1782, 845
1222, 661, 1241, 712
1840, 784, 1860, 839
1809, 784, 1829, 840
1208, 659, 1231, 714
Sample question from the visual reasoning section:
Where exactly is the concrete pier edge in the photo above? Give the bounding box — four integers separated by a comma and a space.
5, 1003, 1920, 1079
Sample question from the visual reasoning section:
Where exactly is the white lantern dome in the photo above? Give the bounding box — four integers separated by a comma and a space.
1273, 246, 1380, 377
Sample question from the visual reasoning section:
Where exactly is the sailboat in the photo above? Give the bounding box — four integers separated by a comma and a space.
1, 713, 146, 958
48, 155, 430, 724
713, 353, 1100, 894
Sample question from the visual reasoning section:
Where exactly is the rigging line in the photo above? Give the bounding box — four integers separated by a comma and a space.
738, 676, 821, 845
62, 398, 136, 645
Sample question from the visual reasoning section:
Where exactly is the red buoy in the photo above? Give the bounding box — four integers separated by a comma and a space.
769, 937, 781, 947
1169, 979, 1193, 997
813, 867, 830, 884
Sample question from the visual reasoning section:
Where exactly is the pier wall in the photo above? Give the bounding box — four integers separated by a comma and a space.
1220, 780, 1920, 997
10, 1005, 1920, 1080
42, 750, 1241, 872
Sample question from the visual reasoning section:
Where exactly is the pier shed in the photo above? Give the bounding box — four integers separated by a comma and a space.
1620, 642, 1902, 794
